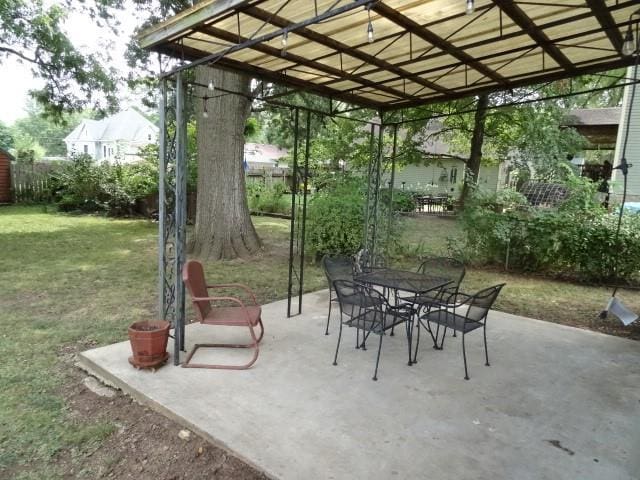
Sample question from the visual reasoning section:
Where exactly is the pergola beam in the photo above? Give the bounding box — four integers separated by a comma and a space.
585, 0, 625, 53
385, 57, 632, 111
242, 5, 452, 95
157, 42, 382, 109
194, 25, 412, 100
139, 0, 257, 49
371, 2, 508, 86
492, 0, 575, 73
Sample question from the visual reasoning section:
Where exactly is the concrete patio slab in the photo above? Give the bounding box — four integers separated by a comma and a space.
78, 290, 640, 480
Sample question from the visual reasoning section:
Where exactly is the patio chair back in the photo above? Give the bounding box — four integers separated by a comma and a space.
182, 260, 211, 321
322, 255, 354, 288
417, 256, 465, 286
464, 284, 505, 324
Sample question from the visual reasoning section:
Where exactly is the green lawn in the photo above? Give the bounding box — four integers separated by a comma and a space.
0, 206, 637, 478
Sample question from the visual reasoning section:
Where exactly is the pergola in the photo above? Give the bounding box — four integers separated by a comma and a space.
138, 0, 640, 364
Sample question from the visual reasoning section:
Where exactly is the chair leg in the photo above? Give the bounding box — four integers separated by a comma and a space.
182, 321, 260, 370
439, 325, 448, 350
372, 332, 384, 381
333, 312, 344, 366
412, 319, 421, 364
483, 325, 490, 367
462, 331, 470, 380
405, 319, 413, 366
325, 293, 332, 335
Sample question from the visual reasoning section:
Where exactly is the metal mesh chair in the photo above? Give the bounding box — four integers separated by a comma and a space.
332, 280, 414, 381
182, 260, 264, 369
321, 254, 356, 335
415, 284, 505, 380
398, 256, 465, 338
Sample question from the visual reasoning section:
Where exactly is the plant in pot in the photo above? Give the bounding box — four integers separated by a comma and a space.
128, 320, 170, 369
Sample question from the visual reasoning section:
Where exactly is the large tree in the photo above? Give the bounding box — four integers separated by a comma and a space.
128, 0, 263, 260
0, 0, 119, 120
189, 67, 262, 259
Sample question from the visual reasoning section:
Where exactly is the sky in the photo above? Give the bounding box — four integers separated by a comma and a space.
0, 3, 143, 125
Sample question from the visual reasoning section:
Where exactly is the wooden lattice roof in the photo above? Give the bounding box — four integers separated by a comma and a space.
138, 0, 639, 110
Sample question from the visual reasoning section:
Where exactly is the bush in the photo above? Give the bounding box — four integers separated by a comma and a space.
379, 189, 416, 213
458, 180, 640, 283
306, 176, 365, 259
247, 181, 290, 215
51, 155, 158, 215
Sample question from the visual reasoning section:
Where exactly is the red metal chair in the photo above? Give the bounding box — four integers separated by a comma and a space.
182, 260, 264, 369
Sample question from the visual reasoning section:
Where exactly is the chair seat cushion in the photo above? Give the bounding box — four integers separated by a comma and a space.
202, 305, 262, 326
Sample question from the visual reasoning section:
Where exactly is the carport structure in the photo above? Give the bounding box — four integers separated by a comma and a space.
137, 0, 640, 364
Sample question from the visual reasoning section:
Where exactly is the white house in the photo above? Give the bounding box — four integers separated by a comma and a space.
244, 143, 288, 170
385, 121, 510, 198
64, 109, 158, 163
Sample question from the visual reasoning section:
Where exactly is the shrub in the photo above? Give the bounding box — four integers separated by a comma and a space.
379, 188, 416, 213
247, 181, 290, 215
51, 155, 158, 215
306, 176, 365, 259
52, 155, 109, 212
458, 180, 640, 283
305, 175, 401, 260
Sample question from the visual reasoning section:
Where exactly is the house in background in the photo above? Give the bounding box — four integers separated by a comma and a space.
244, 143, 288, 170
244, 143, 290, 189
64, 109, 158, 163
386, 121, 510, 198
562, 107, 620, 182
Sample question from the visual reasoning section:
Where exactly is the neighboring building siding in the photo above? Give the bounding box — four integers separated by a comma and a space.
385, 159, 503, 198
612, 67, 640, 201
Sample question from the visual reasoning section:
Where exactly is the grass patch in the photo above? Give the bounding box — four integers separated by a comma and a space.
0, 206, 637, 477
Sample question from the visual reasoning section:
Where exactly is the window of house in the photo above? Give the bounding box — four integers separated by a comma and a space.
148, 134, 152, 141
103, 146, 107, 157
84, 145, 88, 154
450, 167, 458, 184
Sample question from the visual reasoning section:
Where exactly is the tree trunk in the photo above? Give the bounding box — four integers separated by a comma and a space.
189, 66, 262, 260
460, 94, 489, 207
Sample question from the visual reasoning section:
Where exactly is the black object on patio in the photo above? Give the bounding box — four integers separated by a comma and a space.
332, 280, 414, 381
415, 284, 506, 380
400, 257, 466, 336
321, 254, 357, 335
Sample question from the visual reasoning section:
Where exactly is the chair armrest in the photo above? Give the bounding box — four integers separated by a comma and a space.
207, 284, 258, 305
432, 291, 473, 309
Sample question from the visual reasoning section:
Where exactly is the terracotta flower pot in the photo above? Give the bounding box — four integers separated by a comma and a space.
128, 320, 170, 369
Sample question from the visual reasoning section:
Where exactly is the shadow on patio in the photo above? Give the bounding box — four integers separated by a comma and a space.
79, 290, 640, 480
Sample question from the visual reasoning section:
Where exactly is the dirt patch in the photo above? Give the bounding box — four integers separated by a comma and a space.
55, 346, 268, 480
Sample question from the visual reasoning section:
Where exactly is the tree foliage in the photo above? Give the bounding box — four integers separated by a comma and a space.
0, 0, 123, 120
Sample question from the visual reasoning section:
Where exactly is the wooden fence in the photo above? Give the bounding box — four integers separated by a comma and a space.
11, 162, 58, 203
246, 167, 292, 189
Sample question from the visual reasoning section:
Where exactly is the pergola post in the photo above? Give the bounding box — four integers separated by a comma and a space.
287, 107, 310, 318
158, 73, 188, 365
363, 120, 384, 258
387, 124, 398, 243
174, 72, 188, 357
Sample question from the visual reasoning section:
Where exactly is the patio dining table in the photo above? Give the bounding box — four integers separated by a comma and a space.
354, 268, 454, 364
354, 268, 453, 297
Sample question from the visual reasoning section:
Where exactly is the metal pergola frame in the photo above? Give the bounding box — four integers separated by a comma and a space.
147, 1, 640, 365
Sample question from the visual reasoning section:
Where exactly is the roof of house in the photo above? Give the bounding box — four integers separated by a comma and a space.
563, 108, 622, 127
64, 109, 159, 143
244, 143, 288, 164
